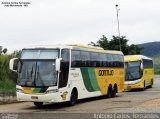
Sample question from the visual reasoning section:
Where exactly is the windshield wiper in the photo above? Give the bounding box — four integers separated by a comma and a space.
30, 65, 34, 79
18, 58, 23, 73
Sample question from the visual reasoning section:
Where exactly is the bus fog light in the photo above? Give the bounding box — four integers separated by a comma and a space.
46, 89, 58, 94
16, 88, 24, 93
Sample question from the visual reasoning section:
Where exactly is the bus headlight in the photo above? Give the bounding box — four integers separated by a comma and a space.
46, 89, 58, 94
16, 88, 24, 93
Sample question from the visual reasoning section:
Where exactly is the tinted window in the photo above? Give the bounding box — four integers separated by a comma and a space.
107, 54, 113, 61
112, 54, 124, 67
71, 50, 124, 68
100, 53, 107, 67
81, 51, 90, 67
61, 49, 69, 62
112, 54, 119, 61
143, 59, 153, 68
71, 50, 81, 67
90, 52, 100, 67
118, 55, 124, 67
59, 49, 70, 88
99, 54, 124, 68
108, 54, 114, 67
112, 54, 119, 67
119, 55, 124, 62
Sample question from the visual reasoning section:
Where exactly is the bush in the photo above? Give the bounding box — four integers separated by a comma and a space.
0, 79, 16, 92
0, 55, 17, 91
155, 69, 160, 75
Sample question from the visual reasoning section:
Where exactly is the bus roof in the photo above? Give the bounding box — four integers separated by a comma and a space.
68, 44, 123, 55
23, 44, 123, 55
124, 55, 152, 62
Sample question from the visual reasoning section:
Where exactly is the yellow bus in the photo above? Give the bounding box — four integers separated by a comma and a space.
124, 55, 154, 91
9, 44, 125, 106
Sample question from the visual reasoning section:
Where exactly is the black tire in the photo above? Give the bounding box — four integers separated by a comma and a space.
33, 102, 43, 107
68, 89, 77, 106
141, 81, 145, 91
107, 86, 112, 98
149, 80, 153, 88
112, 86, 117, 97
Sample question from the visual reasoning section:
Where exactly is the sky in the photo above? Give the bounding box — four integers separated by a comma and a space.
0, 0, 160, 53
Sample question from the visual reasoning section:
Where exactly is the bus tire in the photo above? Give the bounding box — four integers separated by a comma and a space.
107, 85, 112, 98
149, 79, 153, 88
112, 84, 117, 97
141, 81, 145, 91
68, 88, 78, 106
33, 102, 43, 107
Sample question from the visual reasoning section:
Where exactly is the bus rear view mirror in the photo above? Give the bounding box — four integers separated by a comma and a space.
140, 61, 143, 70
9, 58, 18, 72
140, 61, 143, 75
55, 58, 62, 72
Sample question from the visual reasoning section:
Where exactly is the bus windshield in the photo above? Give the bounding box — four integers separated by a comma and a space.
17, 49, 59, 87
125, 61, 142, 81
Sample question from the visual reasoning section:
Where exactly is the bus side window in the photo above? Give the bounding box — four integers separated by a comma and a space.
90, 52, 100, 67
100, 53, 107, 67
113, 54, 123, 67
71, 50, 81, 67
61, 49, 69, 68
143, 59, 153, 68
112, 54, 117, 67
81, 51, 90, 67
118, 55, 124, 67
107, 54, 113, 67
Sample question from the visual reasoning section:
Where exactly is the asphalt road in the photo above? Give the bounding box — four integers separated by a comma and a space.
1, 75, 160, 114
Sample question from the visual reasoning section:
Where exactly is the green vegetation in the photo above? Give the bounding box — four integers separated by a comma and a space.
0, 55, 17, 92
89, 35, 142, 55
0, 46, 8, 55
0, 79, 16, 92
152, 56, 160, 74
154, 70, 160, 74
138, 42, 160, 57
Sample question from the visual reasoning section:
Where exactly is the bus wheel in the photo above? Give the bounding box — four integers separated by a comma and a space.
33, 102, 43, 107
141, 81, 145, 91
68, 89, 77, 106
112, 85, 117, 97
149, 80, 153, 88
107, 86, 112, 98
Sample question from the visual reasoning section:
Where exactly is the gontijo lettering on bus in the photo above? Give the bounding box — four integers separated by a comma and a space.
99, 70, 114, 76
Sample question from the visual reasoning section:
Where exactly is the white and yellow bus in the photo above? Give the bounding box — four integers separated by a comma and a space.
10, 44, 125, 106
124, 55, 154, 91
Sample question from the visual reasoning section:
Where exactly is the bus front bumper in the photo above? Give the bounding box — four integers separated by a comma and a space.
124, 80, 144, 91
16, 92, 65, 103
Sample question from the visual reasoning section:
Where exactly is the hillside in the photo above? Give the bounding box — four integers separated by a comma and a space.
138, 41, 160, 71
138, 42, 160, 57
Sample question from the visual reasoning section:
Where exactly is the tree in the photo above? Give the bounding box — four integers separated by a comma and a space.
89, 35, 142, 55
88, 35, 109, 50
109, 36, 129, 55
2, 48, 7, 54
12, 50, 21, 57
97, 35, 109, 50
128, 44, 143, 55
